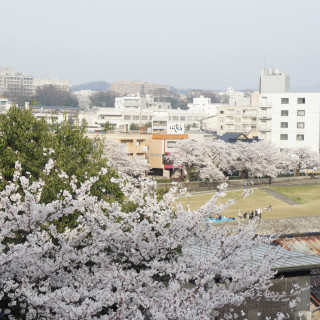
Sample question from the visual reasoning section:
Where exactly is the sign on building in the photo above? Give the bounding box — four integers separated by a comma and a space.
167, 122, 184, 134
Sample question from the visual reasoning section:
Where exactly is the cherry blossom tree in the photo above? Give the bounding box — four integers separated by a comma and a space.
283, 146, 320, 176
229, 141, 287, 178
169, 140, 287, 181
0, 160, 301, 319
167, 140, 231, 181
102, 139, 149, 179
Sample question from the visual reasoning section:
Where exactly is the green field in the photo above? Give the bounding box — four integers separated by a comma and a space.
179, 185, 320, 220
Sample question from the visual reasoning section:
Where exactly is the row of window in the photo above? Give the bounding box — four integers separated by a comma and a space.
121, 115, 203, 121
219, 125, 256, 130
281, 98, 305, 104
281, 110, 305, 116
280, 122, 305, 128
280, 134, 304, 141
219, 110, 257, 115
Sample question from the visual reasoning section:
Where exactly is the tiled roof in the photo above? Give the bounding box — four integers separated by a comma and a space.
277, 235, 320, 306
278, 236, 320, 256
218, 132, 244, 142
187, 242, 320, 272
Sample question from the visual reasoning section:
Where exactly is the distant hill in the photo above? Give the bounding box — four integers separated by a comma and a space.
170, 87, 193, 95
71, 81, 110, 92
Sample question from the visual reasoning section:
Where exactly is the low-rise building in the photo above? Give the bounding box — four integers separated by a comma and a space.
201, 105, 259, 136
87, 132, 189, 178
0, 98, 10, 113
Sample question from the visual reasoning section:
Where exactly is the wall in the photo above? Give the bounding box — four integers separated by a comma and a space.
259, 92, 320, 153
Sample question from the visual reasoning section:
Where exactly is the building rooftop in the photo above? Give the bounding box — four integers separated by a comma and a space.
188, 242, 320, 273
277, 234, 320, 306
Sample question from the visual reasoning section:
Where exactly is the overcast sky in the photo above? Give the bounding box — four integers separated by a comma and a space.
1, 0, 320, 90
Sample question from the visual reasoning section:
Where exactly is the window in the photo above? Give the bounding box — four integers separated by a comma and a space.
219, 118, 224, 122
296, 134, 304, 141
297, 110, 305, 116
297, 98, 305, 104
219, 110, 224, 114
124, 115, 131, 120
180, 116, 186, 121
297, 122, 305, 129
220, 125, 224, 130
167, 141, 176, 148
280, 134, 288, 140
173, 116, 179, 121
280, 122, 288, 128
132, 115, 140, 120
153, 121, 167, 125
281, 98, 289, 104
281, 110, 289, 116
141, 115, 148, 120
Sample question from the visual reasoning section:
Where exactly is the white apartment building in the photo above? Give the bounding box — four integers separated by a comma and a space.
75, 94, 222, 133
115, 94, 171, 111
187, 95, 219, 115
78, 107, 209, 133
258, 68, 320, 153
0, 67, 69, 96
259, 93, 320, 153
218, 87, 245, 98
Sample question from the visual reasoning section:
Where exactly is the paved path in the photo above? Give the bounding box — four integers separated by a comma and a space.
261, 187, 299, 205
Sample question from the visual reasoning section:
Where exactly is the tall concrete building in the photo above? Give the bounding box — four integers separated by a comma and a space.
259, 68, 290, 94
258, 68, 320, 153
111, 81, 170, 95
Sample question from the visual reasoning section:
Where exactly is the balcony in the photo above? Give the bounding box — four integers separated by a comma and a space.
259, 127, 272, 132
259, 116, 272, 120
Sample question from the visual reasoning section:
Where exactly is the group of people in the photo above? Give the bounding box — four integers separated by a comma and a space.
238, 208, 262, 220
237, 205, 273, 220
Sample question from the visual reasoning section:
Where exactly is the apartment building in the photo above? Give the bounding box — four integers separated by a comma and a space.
87, 132, 189, 178
31, 105, 82, 125
259, 93, 320, 153
0, 67, 69, 96
79, 102, 211, 133
33, 78, 69, 92
201, 105, 259, 136
258, 68, 320, 153
111, 81, 170, 95
187, 95, 219, 115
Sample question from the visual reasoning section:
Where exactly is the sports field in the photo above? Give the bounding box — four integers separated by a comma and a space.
179, 185, 320, 220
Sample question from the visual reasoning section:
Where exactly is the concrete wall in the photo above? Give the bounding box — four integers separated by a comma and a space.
157, 175, 319, 191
